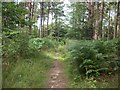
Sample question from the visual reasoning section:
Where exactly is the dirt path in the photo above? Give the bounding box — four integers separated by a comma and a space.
47, 51, 68, 88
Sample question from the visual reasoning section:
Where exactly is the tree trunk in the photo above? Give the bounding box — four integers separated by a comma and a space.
88, 0, 93, 39
114, 15, 117, 39
99, 0, 104, 39
117, 1, 120, 38
46, 2, 50, 36
39, 2, 44, 38
39, 2, 42, 37
108, 2, 111, 40
94, 1, 99, 40
91, 2, 95, 39
28, 2, 32, 34
24, 3, 28, 35
114, 2, 119, 39
32, 2, 34, 20
81, 5, 85, 39
43, 16, 45, 37
42, 3, 45, 37
117, 1, 119, 38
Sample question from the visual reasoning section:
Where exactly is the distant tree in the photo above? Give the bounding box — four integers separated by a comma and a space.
114, 1, 119, 38
88, 0, 94, 39
46, 2, 51, 36
94, 1, 99, 40
107, 2, 111, 40
99, 0, 104, 39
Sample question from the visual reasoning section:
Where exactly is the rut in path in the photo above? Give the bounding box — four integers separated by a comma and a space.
48, 51, 68, 88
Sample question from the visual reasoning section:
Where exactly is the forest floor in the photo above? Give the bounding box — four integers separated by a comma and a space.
3, 45, 118, 88
47, 51, 68, 88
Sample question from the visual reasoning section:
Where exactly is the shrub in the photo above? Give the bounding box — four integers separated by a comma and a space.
2, 32, 40, 61
29, 38, 45, 50
42, 38, 54, 49
114, 39, 120, 69
67, 40, 97, 77
93, 41, 107, 54
29, 38, 54, 50
67, 40, 119, 78
115, 39, 120, 58
2, 37, 19, 60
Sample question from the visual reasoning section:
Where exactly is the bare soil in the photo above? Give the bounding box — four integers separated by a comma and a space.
47, 52, 68, 88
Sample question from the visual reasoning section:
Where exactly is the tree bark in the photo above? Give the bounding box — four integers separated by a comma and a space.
117, 1, 120, 38
43, 15, 45, 37
39, 2, 44, 38
108, 2, 111, 40
114, 15, 117, 39
32, 2, 35, 20
88, 0, 93, 39
114, 1, 119, 39
46, 2, 50, 36
99, 0, 104, 39
42, 2, 45, 37
92, 2, 95, 38
94, 1, 99, 40
117, 1, 119, 38
28, 2, 32, 34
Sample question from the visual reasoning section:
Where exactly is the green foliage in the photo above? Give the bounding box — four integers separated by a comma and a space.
93, 40, 115, 54
3, 31, 41, 61
2, 2, 28, 30
49, 21, 67, 41
29, 38, 45, 50
3, 51, 53, 88
42, 38, 55, 48
3, 29, 56, 62
67, 40, 119, 78
115, 39, 120, 58
29, 38, 54, 50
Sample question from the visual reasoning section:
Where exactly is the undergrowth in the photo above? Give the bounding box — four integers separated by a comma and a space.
3, 51, 54, 88
59, 39, 119, 88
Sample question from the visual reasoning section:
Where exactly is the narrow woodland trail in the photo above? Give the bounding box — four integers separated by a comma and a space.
47, 49, 68, 88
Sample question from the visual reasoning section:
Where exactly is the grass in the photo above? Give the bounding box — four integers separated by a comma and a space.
2, 42, 119, 88
3, 51, 54, 88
